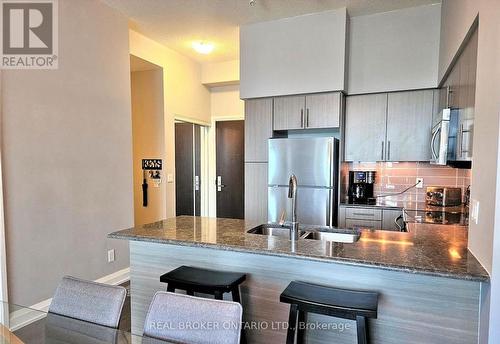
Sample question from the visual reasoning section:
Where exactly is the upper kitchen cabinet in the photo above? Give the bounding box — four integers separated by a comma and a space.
273, 95, 306, 131
274, 92, 342, 131
344, 93, 387, 162
386, 90, 434, 161
305, 93, 342, 129
347, 4, 441, 94
345, 90, 434, 162
240, 9, 347, 99
244, 98, 273, 162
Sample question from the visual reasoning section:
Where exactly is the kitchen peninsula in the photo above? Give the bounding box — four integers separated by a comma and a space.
109, 216, 488, 344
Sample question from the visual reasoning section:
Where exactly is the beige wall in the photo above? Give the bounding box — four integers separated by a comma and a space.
439, 0, 500, 274
210, 85, 244, 119
439, 0, 479, 81
202, 60, 240, 87
131, 70, 166, 225
440, 1, 500, 341
129, 30, 211, 219
1, 0, 133, 305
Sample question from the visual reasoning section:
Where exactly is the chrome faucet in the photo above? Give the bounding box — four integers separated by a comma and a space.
288, 174, 299, 241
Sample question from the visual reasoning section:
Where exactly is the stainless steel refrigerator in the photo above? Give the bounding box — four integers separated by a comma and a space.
268, 137, 339, 226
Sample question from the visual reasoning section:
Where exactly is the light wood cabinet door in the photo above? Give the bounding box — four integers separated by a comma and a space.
304, 92, 341, 129
273, 95, 305, 130
344, 93, 388, 162
244, 163, 268, 223
432, 88, 445, 128
338, 206, 346, 227
386, 90, 433, 162
382, 209, 404, 231
345, 219, 382, 230
244, 98, 273, 162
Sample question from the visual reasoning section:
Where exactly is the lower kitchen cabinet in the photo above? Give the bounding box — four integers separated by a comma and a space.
339, 205, 404, 231
345, 218, 382, 230
382, 209, 405, 231
244, 163, 268, 223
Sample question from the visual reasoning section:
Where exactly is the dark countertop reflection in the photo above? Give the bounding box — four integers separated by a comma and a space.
109, 216, 489, 282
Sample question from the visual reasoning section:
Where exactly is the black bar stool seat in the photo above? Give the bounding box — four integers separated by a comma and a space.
160, 266, 247, 343
160, 266, 246, 297
280, 281, 378, 344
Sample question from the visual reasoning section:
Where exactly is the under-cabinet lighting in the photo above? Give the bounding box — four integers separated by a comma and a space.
359, 238, 414, 246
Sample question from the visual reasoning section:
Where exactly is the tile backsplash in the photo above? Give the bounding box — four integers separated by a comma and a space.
341, 162, 471, 203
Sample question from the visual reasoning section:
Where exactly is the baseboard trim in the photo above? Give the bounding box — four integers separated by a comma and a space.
9, 267, 130, 331
95, 267, 130, 286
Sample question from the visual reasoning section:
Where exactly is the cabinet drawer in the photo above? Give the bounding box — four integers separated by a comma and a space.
345, 219, 382, 230
345, 207, 382, 220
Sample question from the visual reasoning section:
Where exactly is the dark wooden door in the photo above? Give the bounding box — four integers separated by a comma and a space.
216, 121, 245, 219
175, 123, 202, 216
175, 123, 194, 216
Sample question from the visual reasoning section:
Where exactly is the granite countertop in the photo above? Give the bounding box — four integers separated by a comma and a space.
340, 200, 468, 213
109, 216, 489, 282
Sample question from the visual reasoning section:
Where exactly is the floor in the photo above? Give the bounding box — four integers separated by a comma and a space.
119, 280, 131, 332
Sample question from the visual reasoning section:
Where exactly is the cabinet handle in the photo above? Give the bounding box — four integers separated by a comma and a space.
300, 109, 304, 128
353, 212, 375, 217
459, 124, 464, 157
381, 141, 384, 161
387, 141, 391, 161
460, 124, 471, 156
306, 108, 310, 128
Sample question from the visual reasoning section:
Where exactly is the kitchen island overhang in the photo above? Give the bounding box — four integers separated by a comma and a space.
109, 216, 489, 344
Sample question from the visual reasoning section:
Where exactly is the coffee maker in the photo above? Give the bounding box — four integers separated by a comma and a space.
348, 171, 376, 204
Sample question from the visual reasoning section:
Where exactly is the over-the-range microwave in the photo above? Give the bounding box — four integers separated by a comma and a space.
430, 107, 472, 169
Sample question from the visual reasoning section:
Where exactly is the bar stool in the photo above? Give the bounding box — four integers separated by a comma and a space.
280, 281, 378, 344
160, 266, 247, 343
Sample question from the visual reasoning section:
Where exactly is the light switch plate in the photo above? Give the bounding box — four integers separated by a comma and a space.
167, 174, 174, 183
107, 249, 115, 263
471, 199, 479, 224
416, 178, 424, 188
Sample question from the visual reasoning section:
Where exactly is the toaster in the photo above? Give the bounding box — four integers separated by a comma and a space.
426, 187, 462, 207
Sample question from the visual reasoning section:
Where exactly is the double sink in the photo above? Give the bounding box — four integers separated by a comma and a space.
247, 224, 361, 243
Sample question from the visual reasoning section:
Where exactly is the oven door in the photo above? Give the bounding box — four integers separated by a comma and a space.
430, 117, 450, 165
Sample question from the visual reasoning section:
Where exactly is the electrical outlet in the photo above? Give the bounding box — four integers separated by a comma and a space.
416, 178, 424, 188
107, 249, 115, 263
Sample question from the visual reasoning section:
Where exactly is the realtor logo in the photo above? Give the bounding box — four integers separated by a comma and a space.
1, 0, 58, 69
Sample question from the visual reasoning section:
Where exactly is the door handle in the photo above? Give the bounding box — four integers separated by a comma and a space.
381, 141, 384, 161
306, 108, 310, 128
431, 127, 441, 161
387, 141, 391, 161
194, 175, 200, 191
216, 176, 226, 192
300, 109, 304, 128
459, 123, 471, 156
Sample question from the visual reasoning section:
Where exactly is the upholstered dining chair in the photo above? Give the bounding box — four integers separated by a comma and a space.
143, 291, 243, 344
49, 276, 127, 329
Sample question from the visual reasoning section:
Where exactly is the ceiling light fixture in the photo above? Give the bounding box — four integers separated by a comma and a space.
192, 41, 214, 55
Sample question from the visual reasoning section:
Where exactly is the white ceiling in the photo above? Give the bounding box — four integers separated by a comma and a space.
102, 0, 441, 63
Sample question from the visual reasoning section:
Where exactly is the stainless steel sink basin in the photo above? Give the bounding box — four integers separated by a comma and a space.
303, 228, 361, 243
247, 224, 309, 239
247, 224, 360, 243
